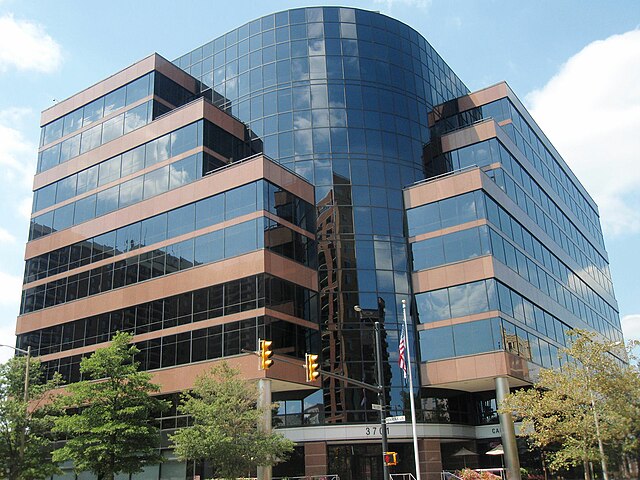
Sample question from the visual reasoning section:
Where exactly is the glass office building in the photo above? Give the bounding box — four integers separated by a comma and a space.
15, 7, 621, 480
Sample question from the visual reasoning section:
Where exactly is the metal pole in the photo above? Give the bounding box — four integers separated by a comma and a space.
19, 346, 31, 468
402, 300, 422, 480
374, 321, 390, 480
587, 365, 609, 480
495, 377, 521, 480
257, 378, 272, 480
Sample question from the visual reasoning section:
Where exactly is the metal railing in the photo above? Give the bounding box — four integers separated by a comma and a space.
390, 473, 417, 480
441, 472, 464, 480
409, 164, 479, 188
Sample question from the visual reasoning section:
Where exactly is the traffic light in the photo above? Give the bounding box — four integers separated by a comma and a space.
384, 452, 398, 466
305, 353, 319, 382
259, 339, 274, 370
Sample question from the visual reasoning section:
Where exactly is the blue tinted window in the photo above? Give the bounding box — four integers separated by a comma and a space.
411, 237, 443, 271
121, 146, 145, 177
56, 176, 77, 203
416, 288, 449, 323
141, 214, 167, 246
77, 165, 99, 195
39, 144, 60, 171
53, 204, 74, 231
497, 282, 513, 318
167, 204, 195, 238
194, 230, 224, 265
59, 136, 81, 163
224, 220, 257, 257
124, 103, 149, 134
35, 184, 57, 212
442, 228, 482, 264
169, 155, 197, 190
104, 87, 126, 116
420, 327, 454, 361
83, 98, 104, 126
453, 319, 498, 356
126, 76, 150, 105
101, 114, 124, 143
170, 122, 197, 156
116, 223, 141, 253
119, 176, 143, 208
225, 182, 257, 219
98, 156, 122, 187
63, 109, 83, 137
440, 193, 476, 229
95, 187, 119, 216
406, 202, 439, 237
143, 166, 169, 198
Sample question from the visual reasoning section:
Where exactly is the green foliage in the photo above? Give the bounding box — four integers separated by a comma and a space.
52, 332, 169, 480
0, 354, 63, 480
501, 329, 640, 476
169, 362, 294, 479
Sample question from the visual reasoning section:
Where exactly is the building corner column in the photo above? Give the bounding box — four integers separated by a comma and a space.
304, 441, 328, 477
495, 377, 521, 480
418, 438, 442, 480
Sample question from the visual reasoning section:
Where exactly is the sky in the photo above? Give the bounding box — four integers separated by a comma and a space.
0, 0, 638, 361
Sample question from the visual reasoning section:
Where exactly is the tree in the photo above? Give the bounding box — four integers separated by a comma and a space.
53, 332, 168, 480
0, 354, 62, 480
169, 362, 294, 479
501, 330, 640, 480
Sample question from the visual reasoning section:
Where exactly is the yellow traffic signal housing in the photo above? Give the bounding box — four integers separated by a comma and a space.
259, 339, 274, 370
384, 451, 398, 466
305, 353, 319, 382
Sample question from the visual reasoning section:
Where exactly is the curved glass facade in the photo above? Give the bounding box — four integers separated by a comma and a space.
175, 7, 468, 421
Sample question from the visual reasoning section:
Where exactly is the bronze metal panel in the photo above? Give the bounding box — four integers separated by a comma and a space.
411, 256, 495, 293
40, 54, 198, 126
26, 156, 311, 259
16, 250, 317, 334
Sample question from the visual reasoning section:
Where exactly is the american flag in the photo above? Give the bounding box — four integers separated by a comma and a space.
398, 326, 407, 379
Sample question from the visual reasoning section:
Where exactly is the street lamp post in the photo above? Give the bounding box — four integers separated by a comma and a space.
354, 305, 390, 480
0, 344, 31, 471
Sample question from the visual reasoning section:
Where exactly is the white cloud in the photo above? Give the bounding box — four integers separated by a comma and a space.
0, 271, 21, 307
0, 13, 62, 73
0, 107, 36, 189
0, 321, 16, 363
18, 196, 33, 220
526, 29, 640, 237
0, 270, 20, 361
622, 314, 640, 342
0, 228, 16, 244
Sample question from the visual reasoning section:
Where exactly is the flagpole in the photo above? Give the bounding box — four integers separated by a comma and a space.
402, 299, 422, 480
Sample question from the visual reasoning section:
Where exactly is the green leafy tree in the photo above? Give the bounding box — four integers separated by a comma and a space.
53, 332, 169, 480
0, 355, 62, 480
170, 362, 294, 479
501, 330, 640, 480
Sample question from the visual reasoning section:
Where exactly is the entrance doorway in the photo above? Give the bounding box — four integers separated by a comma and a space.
328, 443, 414, 480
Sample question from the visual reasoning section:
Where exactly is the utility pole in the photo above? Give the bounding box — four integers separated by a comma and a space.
374, 320, 391, 480
256, 378, 272, 480
354, 306, 390, 480
256, 339, 274, 480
